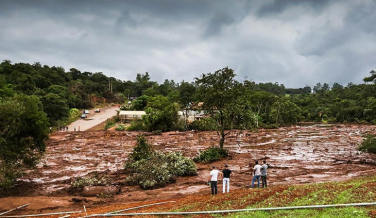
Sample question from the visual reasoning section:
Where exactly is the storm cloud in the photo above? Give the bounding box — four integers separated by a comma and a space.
0, 0, 375, 88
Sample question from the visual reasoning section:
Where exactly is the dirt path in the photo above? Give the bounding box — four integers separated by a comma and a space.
1, 124, 376, 215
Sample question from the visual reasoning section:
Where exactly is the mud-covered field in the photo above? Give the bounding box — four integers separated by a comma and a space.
1, 124, 376, 215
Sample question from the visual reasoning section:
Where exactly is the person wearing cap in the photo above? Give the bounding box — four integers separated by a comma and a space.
208, 165, 221, 195
222, 164, 232, 193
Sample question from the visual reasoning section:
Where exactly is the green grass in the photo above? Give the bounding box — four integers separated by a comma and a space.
170, 176, 376, 218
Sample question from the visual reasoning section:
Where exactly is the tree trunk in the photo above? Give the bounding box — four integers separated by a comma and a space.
219, 128, 225, 148
219, 111, 225, 148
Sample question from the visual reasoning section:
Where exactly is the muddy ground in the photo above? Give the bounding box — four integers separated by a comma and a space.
1, 124, 376, 215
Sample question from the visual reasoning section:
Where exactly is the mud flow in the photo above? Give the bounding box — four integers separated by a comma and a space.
2, 124, 376, 213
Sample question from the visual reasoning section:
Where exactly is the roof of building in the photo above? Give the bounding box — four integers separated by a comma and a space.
119, 111, 146, 116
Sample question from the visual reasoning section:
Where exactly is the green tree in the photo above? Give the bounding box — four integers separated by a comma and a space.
0, 75, 13, 98
142, 95, 180, 132
245, 91, 278, 126
195, 67, 242, 148
271, 98, 302, 125
0, 95, 49, 188
41, 93, 69, 125
363, 69, 376, 83
132, 95, 149, 110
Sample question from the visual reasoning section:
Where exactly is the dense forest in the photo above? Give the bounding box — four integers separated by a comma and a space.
1, 60, 376, 187
1, 60, 376, 129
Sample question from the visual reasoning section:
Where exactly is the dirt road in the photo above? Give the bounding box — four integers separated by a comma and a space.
67, 107, 119, 131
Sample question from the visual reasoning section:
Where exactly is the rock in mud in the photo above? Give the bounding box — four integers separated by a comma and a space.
82, 186, 121, 197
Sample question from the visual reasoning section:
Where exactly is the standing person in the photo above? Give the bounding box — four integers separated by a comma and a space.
208, 166, 220, 195
222, 164, 232, 193
261, 160, 268, 188
251, 160, 262, 188
74, 126, 76, 131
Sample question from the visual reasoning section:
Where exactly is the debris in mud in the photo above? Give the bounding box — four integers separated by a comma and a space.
82, 186, 121, 197
4, 124, 376, 207
71, 197, 88, 203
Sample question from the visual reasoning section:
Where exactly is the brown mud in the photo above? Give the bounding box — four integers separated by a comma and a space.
1, 124, 376, 215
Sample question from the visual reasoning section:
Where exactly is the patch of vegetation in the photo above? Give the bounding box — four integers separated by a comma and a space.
127, 119, 146, 131
359, 134, 376, 153
193, 146, 228, 163
70, 174, 112, 192
152, 130, 162, 135
67, 108, 81, 123
115, 124, 126, 131
0, 163, 23, 190
128, 135, 154, 162
104, 119, 116, 130
126, 135, 197, 189
189, 117, 217, 131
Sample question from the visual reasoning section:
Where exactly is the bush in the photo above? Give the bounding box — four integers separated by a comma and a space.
70, 174, 113, 193
126, 136, 197, 189
359, 134, 376, 154
152, 130, 162, 135
0, 163, 23, 190
193, 146, 228, 163
104, 119, 116, 130
127, 119, 146, 131
189, 117, 217, 131
115, 125, 126, 131
127, 152, 197, 189
164, 152, 197, 176
128, 135, 154, 162
127, 152, 175, 189
175, 118, 187, 131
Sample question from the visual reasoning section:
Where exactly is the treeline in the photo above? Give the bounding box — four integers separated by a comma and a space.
1, 60, 376, 128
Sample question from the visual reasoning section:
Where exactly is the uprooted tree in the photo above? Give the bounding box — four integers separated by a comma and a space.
126, 135, 197, 189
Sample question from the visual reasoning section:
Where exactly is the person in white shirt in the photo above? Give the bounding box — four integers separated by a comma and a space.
208, 165, 221, 195
251, 160, 262, 188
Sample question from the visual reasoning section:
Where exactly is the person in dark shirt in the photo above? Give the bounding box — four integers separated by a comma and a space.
261, 160, 268, 188
222, 164, 232, 193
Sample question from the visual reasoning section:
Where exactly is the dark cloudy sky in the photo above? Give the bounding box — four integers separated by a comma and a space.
0, 0, 375, 88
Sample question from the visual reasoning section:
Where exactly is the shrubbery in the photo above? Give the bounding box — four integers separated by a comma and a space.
359, 134, 376, 154
0, 163, 23, 190
193, 146, 228, 163
189, 118, 217, 131
70, 174, 113, 193
104, 119, 116, 130
127, 119, 146, 131
126, 135, 197, 189
115, 124, 126, 131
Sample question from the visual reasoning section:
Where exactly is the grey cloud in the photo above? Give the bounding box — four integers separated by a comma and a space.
203, 11, 235, 37
344, 1, 376, 34
257, 0, 330, 17
0, 0, 375, 88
